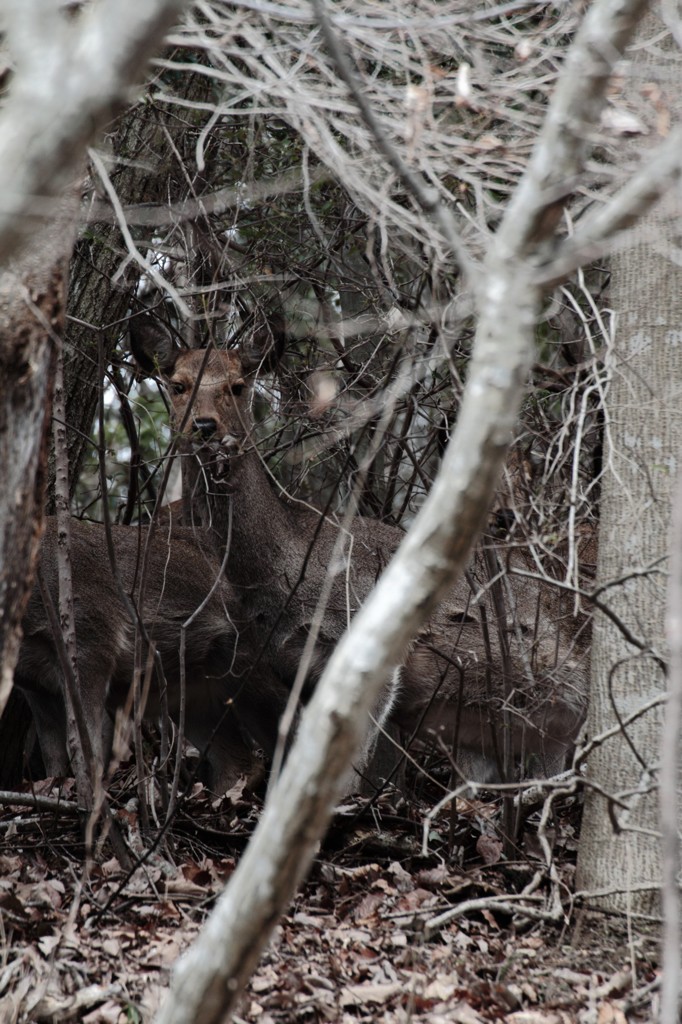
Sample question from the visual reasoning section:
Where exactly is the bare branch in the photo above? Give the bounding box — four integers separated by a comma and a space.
0, 789, 78, 815
498, 0, 651, 256
537, 124, 682, 286
311, 0, 474, 276
88, 163, 331, 226
0, 0, 188, 267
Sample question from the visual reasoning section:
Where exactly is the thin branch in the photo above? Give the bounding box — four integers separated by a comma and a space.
425, 893, 563, 939
576, 691, 667, 763
536, 125, 682, 287
88, 162, 331, 226
311, 0, 474, 277
0, 790, 79, 815
89, 147, 191, 316
496, 0, 651, 257
49, 344, 96, 814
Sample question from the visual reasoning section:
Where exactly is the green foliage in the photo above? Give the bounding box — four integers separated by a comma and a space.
74, 377, 173, 523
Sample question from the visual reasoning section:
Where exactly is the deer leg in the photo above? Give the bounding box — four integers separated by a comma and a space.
18, 667, 111, 785
346, 665, 404, 797
65, 649, 118, 783
21, 687, 70, 777
184, 700, 258, 794
357, 721, 406, 797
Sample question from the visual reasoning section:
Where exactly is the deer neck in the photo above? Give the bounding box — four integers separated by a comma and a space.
182, 446, 299, 588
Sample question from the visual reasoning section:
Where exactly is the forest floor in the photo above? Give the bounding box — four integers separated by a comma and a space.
0, 766, 661, 1024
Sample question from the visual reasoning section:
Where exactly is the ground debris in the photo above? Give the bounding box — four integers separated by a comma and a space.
0, 773, 660, 1023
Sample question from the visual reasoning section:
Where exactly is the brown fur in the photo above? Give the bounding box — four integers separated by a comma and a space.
16, 518, 268, 791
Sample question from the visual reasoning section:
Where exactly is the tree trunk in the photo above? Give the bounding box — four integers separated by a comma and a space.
0, 193, 78, 717
576, 13, 680, 914
0, 0, 190, 743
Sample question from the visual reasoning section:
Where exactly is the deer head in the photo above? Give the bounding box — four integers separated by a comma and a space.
130, 313, 284, 478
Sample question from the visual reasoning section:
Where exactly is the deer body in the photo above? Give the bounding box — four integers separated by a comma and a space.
195, 461, 403, 783
397, 553, 588, 781
188, 447, 399, 683
186, 410, 403, 783
15, 517, 256, 791
133, 322, 588, 787
133, 336, 405, 788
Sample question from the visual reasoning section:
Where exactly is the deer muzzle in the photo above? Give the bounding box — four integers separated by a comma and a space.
193, 416, 219, 440
192, 432, 241, 482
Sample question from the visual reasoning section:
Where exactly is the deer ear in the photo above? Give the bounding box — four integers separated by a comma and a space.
239, 312, 286, 374
129, 315, 179, 377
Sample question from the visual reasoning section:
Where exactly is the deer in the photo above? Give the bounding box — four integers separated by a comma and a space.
15, 515, 275, 795
131, 318, 406, 792
131, 315, 589, 791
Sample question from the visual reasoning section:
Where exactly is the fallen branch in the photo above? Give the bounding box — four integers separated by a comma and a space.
0, 789, 79, 814
424, 893, 564, 940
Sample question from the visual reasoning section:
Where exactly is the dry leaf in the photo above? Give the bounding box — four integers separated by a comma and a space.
416, 865, 450, 888
36, 934, 60, 957
476, 134, 503, 150
507, 1013, 563, 1023
423, 975, 458, 1000
600, 106, 648, 135
340, 981, 403, 1006
597, 1001, 627, 1024
101, 937, 122, 957
164, 878, 206, 898
476, 834, 503, 864
353, 892, 384, 923
448, 1002, 486, 1023
388, 861, 414, 892
82, 999, 124, 1024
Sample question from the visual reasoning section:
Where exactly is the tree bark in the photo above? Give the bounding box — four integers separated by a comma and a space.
0, 0, 188, 270
575, 234, 675, 911
576, 224, 675, 912
0, 194, 76, 716
0, 0, 189, 718
575, 10, 682, 916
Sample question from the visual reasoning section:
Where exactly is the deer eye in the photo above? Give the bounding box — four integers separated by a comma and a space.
171, 381, 186, 395
231, 381, 244, 397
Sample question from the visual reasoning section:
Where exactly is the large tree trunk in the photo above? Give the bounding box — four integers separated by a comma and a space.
9, 120, 156, 757
0, 195, 78, 716
0, 0, 189, 725
575, 13, 680, 914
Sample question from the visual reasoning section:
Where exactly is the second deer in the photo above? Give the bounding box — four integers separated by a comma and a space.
15, 516, 270, 796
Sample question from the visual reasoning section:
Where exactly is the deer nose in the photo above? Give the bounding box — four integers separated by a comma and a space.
193, 417, 218, 440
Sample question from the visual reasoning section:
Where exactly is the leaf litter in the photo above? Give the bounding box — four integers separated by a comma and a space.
0, 771, 660, 1023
